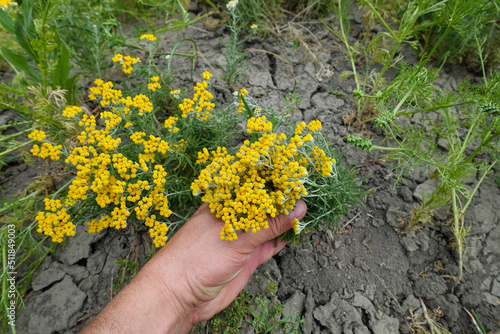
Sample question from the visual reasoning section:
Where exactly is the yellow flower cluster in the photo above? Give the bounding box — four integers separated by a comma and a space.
192, 118, 334, 240
32, 79, 179, 247
36, 199, 75, 243
237, 88, 248, 114
0, 0, 15, 9
28, 129, 46, 141
140, 34, 157, 41
311, 145, 334, 177
30, 140, 62, 161
292, 218, 300, 234
179, 75, 215, 121
145, 215, 168, 248
148, 76, 161, 91
89, 79, 153, 116
62, 106, 82, 118
246, 116, 272, 133
112, 53, 141, 74
89, 79, 123, 106
64, 109, 173, 246
307, 120, 322, 132
164, 116, 179, 133
120, 94, 153, 116
203, 71, 212, 80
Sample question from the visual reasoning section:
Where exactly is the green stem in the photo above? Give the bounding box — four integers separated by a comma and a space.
391, 83, 416, 116
165, 189, 191, 197
463, 129, 500, 165
0, 140, 34, 159
362, 0, 398, 41
338, 0, 360, 91
371, 144, 408, 152
420, 25, 453, 70
0, 189, 42, 216
372, 43, 401, 93
51, 177, 75, 199
201, 0, 219, 12
364, 102, 470, 122
451, 189, 463, 282
0, 121, 31, 131
394, 102, 470, 117
156, 12, 216, 33
165, 39, 197, 82
471, 310, 487, 334
463, 161, 496, 212
0, 129, 33, 144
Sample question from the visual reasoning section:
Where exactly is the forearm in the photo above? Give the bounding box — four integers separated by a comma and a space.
81, 266, 194, 334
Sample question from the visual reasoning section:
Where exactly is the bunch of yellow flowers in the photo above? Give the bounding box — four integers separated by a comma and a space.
148, 76, 161, 91
28, 130, 63, 161
191, 116, 335, 240
112, 53, 141, 74
140, 34, 157, 41
28, 77, 190, 247
179, 71, 215, 121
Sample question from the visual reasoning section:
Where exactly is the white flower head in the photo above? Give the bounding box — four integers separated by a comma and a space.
226, 0, 238, 10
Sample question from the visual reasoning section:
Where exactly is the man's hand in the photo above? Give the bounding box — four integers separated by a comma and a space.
81, 200, 306, 333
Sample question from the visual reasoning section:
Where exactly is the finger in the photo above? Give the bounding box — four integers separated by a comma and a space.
238, 199, 307, 249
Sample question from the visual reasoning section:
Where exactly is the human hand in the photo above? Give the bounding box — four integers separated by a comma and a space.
82, 200, 306, 333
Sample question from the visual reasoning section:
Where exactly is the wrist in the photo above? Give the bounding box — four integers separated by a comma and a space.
138, 266, 196, 333
82, 260, 196, 334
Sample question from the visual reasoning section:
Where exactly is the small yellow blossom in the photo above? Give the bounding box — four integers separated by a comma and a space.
62, 106, 82, 118
307, 120, 322, 132
148, 76, 161, 91
112, 53, 141, 74
140, 34, 157, 41
179, 78, 215, 121
250, 24, 258, 29
237, 88, 248, 113
247, 116, 272, 133
203, 71, 213, 80
164, 116, 179, 132
36, 199, 75, 243
28, 129, 46, 141
0, 0, 16, 9
31, 142, 62, 161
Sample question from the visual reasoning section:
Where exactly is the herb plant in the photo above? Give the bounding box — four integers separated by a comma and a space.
347, 56, 500, 281
221, 0, 247, 88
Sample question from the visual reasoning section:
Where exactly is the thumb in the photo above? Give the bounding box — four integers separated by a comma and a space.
239, 200, 307, 248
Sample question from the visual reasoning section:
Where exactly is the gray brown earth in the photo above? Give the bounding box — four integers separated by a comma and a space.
1, 4, 499, 333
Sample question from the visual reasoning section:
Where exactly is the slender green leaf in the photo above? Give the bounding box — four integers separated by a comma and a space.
65, 72, 80, 89
21, 0, 36, 35
53, 43, 70, 86
0, 10, 15, 34
265, 324, 276, 333
14, 22, 37, 60
1, 47, 42, 83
